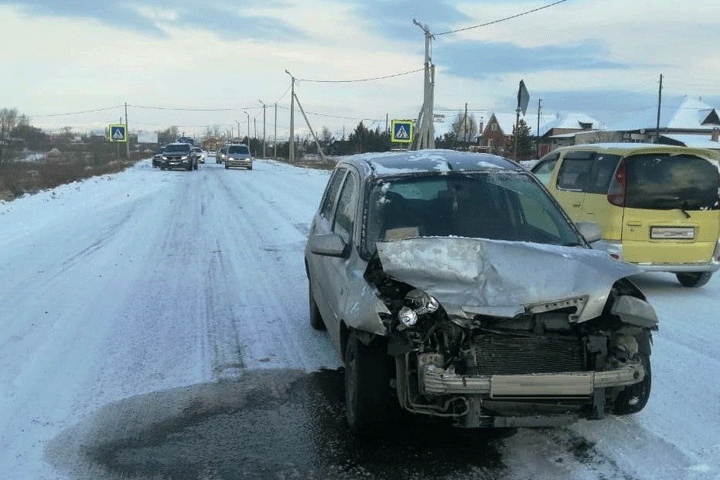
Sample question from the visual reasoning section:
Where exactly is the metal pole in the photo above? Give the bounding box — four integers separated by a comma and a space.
235, 121, 240, 140
286, 70, 295, 162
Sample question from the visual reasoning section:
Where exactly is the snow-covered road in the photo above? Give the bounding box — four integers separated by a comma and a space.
0, 158, 718, 479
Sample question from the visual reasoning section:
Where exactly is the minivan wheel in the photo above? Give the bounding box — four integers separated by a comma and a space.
613, 351, 651, 415
676, 271, 713, 288
308, 282, 326, 331
344, 332, 390, 433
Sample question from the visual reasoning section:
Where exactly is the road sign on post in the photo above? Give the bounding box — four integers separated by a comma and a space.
391, 120, 414, 143
109, 124, 127, 143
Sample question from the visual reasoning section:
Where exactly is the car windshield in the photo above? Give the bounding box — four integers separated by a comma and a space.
363, 172, 581, 256
626, 153, 720, 210
228, 145, 249, 155
164, 144, 191, 153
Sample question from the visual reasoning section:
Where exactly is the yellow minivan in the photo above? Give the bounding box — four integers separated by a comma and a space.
532, 143, 720, 287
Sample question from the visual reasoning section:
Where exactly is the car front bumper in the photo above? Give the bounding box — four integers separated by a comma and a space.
226, 158, 252, 168
418, 355, 644, 398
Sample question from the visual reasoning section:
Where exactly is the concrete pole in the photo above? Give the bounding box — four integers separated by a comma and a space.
259, 100, 266, 158
274, 103, 277, 158
124, 102, 130, 159
285, 70, 295, 162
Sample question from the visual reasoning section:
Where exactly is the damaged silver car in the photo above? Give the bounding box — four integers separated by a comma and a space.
304, 150, 657, 432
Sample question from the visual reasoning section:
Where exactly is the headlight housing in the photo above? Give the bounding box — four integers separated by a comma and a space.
397, 289, 439, 328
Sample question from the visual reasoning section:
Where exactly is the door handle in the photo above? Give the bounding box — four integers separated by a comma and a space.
572, 203, 582, 208
627, 221, 642, 227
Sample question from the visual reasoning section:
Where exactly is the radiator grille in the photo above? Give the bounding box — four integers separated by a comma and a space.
472, 334, 584, 375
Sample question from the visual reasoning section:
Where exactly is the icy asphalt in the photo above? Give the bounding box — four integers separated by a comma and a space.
0, 158, 718, 480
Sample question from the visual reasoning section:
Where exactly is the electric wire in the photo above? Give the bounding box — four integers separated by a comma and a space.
30, 105, 124, 117
435, 0, 568, 36
295, 68, 424, 83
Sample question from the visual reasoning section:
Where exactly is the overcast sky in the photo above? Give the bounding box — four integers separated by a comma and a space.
2, 0, 719, 139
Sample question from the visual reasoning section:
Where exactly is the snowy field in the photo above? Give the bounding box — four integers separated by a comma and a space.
0, 158, 718, 479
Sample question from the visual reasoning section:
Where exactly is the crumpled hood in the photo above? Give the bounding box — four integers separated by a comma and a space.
376, 237, 642, 322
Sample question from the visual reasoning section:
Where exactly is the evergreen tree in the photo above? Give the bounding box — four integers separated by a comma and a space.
507, 119, 534, 160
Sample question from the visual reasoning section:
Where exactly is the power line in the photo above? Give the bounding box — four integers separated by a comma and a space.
31, 105, 124, 117
276, 105, 381, 122
129, 104, 238, 112
295, 68, 424, 84
435, 0, 568, 36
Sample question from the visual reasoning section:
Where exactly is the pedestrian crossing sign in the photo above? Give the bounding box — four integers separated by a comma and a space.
109, 124, 127, 142
391, 120, 414, 143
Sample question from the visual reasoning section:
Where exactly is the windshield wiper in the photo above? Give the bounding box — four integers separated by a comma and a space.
680, 201, 691, 219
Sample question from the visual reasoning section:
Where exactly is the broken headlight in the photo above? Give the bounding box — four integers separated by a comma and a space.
398, 289, 439, 328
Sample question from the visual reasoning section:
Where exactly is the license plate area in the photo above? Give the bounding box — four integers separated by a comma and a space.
651, 226, 695, 240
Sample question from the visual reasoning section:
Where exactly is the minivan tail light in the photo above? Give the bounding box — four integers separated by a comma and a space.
607, 159, 627, 207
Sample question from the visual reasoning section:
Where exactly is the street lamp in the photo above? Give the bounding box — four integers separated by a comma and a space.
243, 109, 250, 142
258, 100, 266, 158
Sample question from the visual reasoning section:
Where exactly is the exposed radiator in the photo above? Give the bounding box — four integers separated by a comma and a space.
471, 334, 584, 375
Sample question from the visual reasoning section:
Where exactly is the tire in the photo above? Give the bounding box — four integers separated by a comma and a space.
344, 332, 390, 432
308, 281, 326, 330
676, 271, 713, 288
248, 165, 253, 170
225, 163, 229, 169
613, 349, 651, 415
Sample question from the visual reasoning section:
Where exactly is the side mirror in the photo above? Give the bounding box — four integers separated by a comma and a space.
576, 222, 602, 244
308, 233, 349, 258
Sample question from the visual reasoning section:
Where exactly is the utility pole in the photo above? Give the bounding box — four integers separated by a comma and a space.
274, 103, 277, 158
537, 98, 542, 158
259, 100, 266, 158
293, 92, 327, 161
124, 102, 129, 159
463, 102, 469, 145
412, 19, 435, 150
243, 110, 250, 142
285, 70, 296, 162
235, 120, 240, 140
655, 73, 663, 142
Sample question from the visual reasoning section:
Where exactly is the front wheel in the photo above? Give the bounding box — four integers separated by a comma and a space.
613, 340, 651, 416
308, 282, 326, 330
676, 271, 713, 288
344, 332, 390, 432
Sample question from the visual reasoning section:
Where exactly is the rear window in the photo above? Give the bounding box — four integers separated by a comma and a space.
164, 144, 191, 153
228, 145, 249, 154
626, 154, 720, 210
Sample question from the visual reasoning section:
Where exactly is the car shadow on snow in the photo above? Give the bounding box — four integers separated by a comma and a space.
45, 368, 512, 480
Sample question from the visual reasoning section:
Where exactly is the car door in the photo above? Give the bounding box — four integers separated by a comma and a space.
552, 151, 594, 222
307, 168, 347, 331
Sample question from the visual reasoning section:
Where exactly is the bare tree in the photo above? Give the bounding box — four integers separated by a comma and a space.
452, 113, 478, 144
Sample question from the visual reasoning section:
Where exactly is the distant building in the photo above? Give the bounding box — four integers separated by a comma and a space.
607, 96, 720, 151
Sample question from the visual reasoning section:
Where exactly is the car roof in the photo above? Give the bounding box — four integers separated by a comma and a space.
552, 143, 720, 159
338, 149, 520, 178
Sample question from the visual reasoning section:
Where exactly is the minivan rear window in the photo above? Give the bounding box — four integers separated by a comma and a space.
626, 154, 720, 210
228, 145, 249, 154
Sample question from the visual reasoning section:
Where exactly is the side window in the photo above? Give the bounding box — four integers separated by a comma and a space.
532, 152, 559, 185
332, 173, 358, 245
586, 154, 621, 194
319, 168, 346, 221
557, 152, 594, 191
